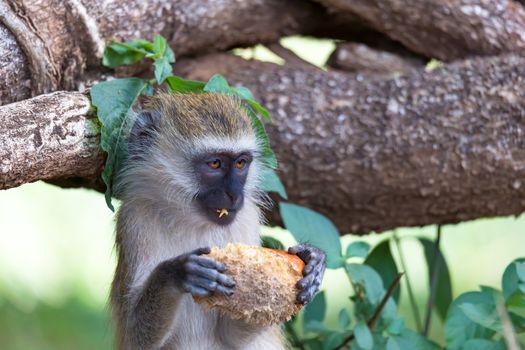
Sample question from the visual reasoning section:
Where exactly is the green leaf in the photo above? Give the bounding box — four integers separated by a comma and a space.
259, 168, 287, 199
244, 107, 277, 168
246, 99, 272, 122
338, 309, 350, 330
232, 86, 255, 100
203, 74, 231, 94
507, 292, 525, 319
346, 264, 385, 306
387, 329, 440, 350
461, 339, 506, 350
345, 241, 371, 259
322, 331, 344, 350
90, 78, 148, 211
354, 320, 373, 350
154, 56, 172, 84
516, 262, 525, 281
143, 82, 154, 97
386, 318, 405, 336
165, 45, 175, 63
444, 291, 496, 349
503, 259, 525, 300
303, 338, 324, 350
102, 39, 152, 68
386, 337, 400, 350
345, 264, 397, 323
165, 76, 206, 93
260, 236, 285, 250
304, 320, 327, 333
420, 238, 453, 320
303, 291, 326, 332
153, 34, 167, 58
280, 203, 343, 269
459, 302, 502, 332
365, 240, 400, 303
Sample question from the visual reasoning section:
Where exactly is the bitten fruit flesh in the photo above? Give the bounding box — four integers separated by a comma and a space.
193, 243, 304, 326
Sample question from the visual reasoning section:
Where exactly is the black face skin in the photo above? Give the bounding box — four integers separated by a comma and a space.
195, 152, 253, 225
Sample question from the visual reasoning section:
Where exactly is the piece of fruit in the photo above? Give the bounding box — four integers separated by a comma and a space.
193, 243, 304, 326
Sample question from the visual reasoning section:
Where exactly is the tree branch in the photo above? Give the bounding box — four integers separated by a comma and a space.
327, 42, 425, 75
0, 0, 370, 105
3, 54, 525, 234
317, 0, 525, 61
0, 91, 104, 191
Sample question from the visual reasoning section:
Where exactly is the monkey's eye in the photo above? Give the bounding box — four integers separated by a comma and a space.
207, 159, 221, 169
235, 159, 247, 169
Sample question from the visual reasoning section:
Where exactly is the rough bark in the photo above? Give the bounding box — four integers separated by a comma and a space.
3, 54, 525, 233
0, 0, 369, 105
327, 42, 425, 75
317, 0, 525, 61
175, 53, 525, 233
0, 23, 31, 104
0, 91, 104, 191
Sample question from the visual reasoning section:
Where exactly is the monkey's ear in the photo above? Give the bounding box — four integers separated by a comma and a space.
129, 110, 161, 154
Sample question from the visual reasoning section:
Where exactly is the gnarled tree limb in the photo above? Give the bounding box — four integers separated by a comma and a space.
0, 91, 104, 191
317, 0, 525, 61
0, 0, 369, 105
3, 54, 525, 234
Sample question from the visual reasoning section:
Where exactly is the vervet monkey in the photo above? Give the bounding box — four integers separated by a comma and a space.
110, 93, 326, 349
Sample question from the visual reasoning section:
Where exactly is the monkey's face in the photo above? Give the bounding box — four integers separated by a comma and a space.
194, 151, 253, 225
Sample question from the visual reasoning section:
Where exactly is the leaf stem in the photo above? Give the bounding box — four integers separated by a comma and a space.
284, 320, 305, 350
393, 231, 423, 332
334, 272, 404, 350
422, 225, 442, 336
495, 295, 521, 350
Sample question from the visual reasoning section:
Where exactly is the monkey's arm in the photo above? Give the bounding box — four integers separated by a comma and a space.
289, 244, 326, 304
127, 247, 236, 349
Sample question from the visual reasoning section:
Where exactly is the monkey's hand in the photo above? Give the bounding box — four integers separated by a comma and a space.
164, 247, 236, 298
288, 244, 326, 305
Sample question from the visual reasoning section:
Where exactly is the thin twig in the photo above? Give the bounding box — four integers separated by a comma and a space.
393, 231, 423, 332
495, 297, 521, 350
423, 225, 442, 336
334, 272, 404, 350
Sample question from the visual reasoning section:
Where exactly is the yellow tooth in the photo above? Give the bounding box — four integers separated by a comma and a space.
217, 208, 229, 218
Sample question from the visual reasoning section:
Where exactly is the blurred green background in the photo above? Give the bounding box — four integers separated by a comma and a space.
2, 181, 524, 349
1, 38, 524, 349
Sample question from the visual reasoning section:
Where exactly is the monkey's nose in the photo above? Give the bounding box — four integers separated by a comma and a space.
225, 191, 243, 209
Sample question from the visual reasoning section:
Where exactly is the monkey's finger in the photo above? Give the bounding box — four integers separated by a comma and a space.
190, 247, 211, 256
187, 276, 234, 296
182, 281, 211, 297
288, 244, 311, 262
296, 271, 316, 290
306, 258, 326, 276
187, 276, 218, 291
188, 255, 226, 272
216, 272, 236, 288
214, 284, 235, 297
297, 287, 316, 305
186, 264, 236, 287
288, 245, 305, 255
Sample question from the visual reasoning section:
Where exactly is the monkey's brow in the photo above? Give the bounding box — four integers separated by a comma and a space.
195, 150, 254, 159
193, 150, 256, 161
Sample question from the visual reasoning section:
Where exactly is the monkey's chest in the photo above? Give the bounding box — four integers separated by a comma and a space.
165, 295, 228, 349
